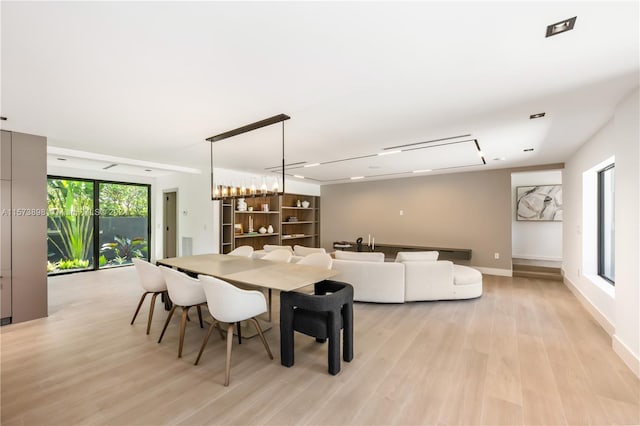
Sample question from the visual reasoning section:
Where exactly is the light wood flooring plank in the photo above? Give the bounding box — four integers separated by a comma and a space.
1, 267, 639, 426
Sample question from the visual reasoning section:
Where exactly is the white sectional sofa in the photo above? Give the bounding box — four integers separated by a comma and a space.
252, 244, 325, 263
330, 250, 482, 303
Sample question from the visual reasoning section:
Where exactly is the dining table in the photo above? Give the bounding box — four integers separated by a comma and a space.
156, 253, 337, 331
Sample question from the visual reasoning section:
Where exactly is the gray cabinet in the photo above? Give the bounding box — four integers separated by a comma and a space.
0, 130, 47, 324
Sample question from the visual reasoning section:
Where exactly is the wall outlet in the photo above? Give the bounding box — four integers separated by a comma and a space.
494, 252, 500, 259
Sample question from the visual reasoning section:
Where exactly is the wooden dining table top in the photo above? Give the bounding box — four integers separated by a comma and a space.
156, 253, 337, 292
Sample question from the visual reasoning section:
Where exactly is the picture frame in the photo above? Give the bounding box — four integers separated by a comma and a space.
234, 223, 243, 235
516, 185, 563, 221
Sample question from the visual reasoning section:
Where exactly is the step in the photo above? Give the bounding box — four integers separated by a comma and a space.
512, 263, 561, 274
512, 263, 563, 281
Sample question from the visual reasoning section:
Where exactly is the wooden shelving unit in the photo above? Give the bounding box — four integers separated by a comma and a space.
280, 193, 320, 249
219, 193, 320, 252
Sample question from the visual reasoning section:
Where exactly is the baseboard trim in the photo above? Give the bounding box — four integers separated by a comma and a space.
476, 267, 512, 277
563, 276, 615, 336
613, 334, 640, 378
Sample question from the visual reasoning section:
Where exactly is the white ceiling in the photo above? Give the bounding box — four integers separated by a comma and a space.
1, 1, 638, 183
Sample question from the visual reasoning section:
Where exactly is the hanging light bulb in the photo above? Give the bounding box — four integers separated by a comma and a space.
230, 180, 237, 197
240, 179, 246, 196
260, 176, 268, 195
221, 183, 228, 198
250, 178, 257, 196
272, 176, 279, 193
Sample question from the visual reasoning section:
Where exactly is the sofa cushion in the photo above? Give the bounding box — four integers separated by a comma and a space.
334, 251, 385, 262
453, 265, 482, 286
263, 244, 293, 253
293, 245, 326, 257
394, 251, 439, 262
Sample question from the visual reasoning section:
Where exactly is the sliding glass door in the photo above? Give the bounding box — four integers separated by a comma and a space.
98, 182, 149, 268
47, 178, 95, 273
47, 177, 150, 275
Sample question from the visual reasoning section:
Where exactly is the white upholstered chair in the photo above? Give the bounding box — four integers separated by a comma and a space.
261, 249, 292, 263
259, 249, 292, 320
158, 267, 207, 358
297, 252, 333, 269
131, 258, 168, 335
228, 246, 254, 257
195, 275, 273, 386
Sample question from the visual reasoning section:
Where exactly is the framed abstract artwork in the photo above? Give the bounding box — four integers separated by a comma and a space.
516, 185, 563, 221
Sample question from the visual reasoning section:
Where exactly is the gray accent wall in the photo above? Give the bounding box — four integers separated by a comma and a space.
320, 169, 513, 271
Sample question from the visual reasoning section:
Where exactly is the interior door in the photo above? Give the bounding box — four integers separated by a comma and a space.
163, 192, 177, 258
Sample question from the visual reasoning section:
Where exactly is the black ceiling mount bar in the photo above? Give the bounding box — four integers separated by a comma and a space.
206, 114, 290, 143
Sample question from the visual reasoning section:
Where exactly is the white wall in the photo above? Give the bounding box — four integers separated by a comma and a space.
511, 170, 563, 261
563, 88, 639, 377
154, 171, 215, 260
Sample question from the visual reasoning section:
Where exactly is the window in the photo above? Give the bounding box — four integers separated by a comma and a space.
47, 177, 150, 275
47, 178, 95, 273
597, 164, 615, 283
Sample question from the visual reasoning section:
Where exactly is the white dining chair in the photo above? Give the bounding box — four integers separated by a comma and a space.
258, 248, 292, 322
228, 246, 254, 257
195, 275, 273, 386
261, 249, 292, 263
297, 252, 333, 269
131, 258, 168, 335
158, 266, 207, 358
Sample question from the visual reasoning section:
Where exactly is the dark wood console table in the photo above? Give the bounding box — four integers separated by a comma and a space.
333, 241, 471, 261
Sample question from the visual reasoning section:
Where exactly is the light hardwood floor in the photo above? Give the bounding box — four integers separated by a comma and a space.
1, 267, 638, 425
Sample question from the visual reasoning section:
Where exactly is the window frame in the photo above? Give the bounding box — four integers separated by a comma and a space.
47, 175, 151, 275
597, 164, 615, 284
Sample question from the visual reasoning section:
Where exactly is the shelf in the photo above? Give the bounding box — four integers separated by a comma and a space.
235, 211, 279, 214
282, 234, 314, 240
235, 233, 280, 239
220, 192, 319, 252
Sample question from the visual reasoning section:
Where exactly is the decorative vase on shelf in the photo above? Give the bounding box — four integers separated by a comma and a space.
301, 200, 310, 208
258, 226, 267, 234
237, 198, 247, 211
296, 199, 301, 207
267, 224, 274, 234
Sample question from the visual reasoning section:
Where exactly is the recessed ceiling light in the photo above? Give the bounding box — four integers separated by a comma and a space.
350, 176, 365, 180
304, 163, 320, 168
378, 150, 401, 156
546, 16, 577, 37
144, 169, 152, 172
530, 112, 546, 119
412, 169, 432, 173
294, 175, 305, 179
524, 148, 534, 152
57, 157, 67, 161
